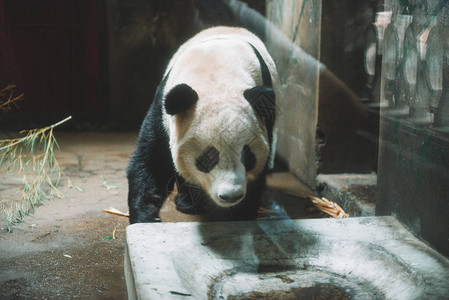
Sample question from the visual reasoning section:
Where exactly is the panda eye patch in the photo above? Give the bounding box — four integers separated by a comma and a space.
241, 145, 256, 171
195, 146, 219, 173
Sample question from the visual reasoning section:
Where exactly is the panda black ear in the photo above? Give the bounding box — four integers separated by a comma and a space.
165, 84, 198, 115
244, 86, 276, 121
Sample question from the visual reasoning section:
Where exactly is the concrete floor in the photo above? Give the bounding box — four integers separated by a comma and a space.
0, 131, 318, 299
0, 132, 134, 299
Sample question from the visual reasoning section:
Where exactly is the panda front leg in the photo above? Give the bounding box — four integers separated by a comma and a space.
127, 160, 174, 223
174, 175, 207, 215
127, 73, 178, 223
127, 122, 175, 223
127, 129, 176, 223
127, 168, 171, 223
127, 186, 164, 223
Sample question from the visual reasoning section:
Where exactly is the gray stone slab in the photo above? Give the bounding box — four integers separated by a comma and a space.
125, 216, 449, 300
266, 0, 322, 189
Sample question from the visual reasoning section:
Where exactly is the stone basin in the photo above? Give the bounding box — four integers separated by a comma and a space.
124, 216, 449, 299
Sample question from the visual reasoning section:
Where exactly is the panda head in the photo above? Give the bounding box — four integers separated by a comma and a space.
164, 83, 272, 208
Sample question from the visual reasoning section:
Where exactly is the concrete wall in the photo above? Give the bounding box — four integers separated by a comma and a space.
266, 0, 322, 189
104, 1, 266, 129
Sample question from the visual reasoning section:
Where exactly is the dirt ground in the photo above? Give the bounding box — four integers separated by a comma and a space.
0, 131, 315, 299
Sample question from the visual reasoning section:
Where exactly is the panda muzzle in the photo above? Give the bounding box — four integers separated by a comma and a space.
218, 192, 245, 204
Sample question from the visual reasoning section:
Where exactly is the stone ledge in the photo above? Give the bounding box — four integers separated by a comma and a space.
125, 216, 449, 299
316, 173, 377, 217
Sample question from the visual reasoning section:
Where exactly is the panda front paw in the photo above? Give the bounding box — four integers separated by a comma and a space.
129, 195, 165, 224
146, 216, 162, 223
129, 212, 162, 224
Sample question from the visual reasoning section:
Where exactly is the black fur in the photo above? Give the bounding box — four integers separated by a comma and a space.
241, 145, 256, 171
127, 75, 176, 223
249, 44, 272, 86
195, 146, 220, 173
164, 83, 198, 115
174, 175, 208, 214
244, 44, 276, 150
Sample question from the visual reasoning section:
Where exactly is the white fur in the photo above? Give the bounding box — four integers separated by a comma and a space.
161, 27, 279, 207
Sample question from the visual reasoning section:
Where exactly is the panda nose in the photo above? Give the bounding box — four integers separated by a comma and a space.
218, 192, 245, 203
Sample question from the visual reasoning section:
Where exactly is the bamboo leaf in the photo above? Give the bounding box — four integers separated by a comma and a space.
0, 115, 72, 226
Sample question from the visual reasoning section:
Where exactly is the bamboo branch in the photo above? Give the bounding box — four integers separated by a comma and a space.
307, 195, 349, 218
0, 84, 24, 112
0, 116, 72, 229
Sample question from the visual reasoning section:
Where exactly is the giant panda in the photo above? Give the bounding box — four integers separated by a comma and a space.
127, 26, 279, 223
